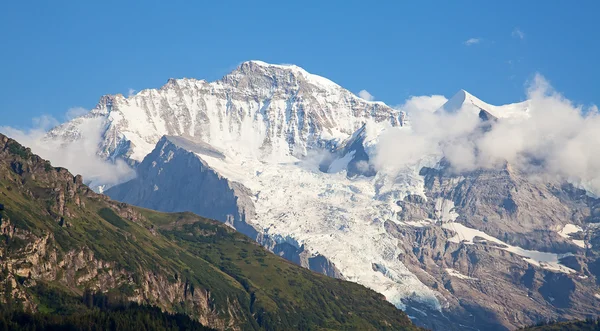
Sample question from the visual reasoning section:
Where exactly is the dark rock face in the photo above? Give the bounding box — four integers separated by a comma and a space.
391, 161, 600, 330
106, 136, 257, 238
321, 124, 377, 178
270, 242, 342, 279
420, 163, 598, 252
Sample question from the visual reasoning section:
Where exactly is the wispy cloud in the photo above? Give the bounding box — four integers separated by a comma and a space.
463, 38, 481, 46
65, 107, 89, 120
358, 90, 374, 101
128, 88, 137, 97
395, 95, 448, 113
512, 28, 525, 40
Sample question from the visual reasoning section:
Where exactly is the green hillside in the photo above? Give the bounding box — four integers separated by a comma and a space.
520, 318, 600, 331
0, 133, 420, 330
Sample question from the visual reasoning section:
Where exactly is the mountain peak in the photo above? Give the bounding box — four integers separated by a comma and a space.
229, 60, 341, 89
46, 60, 402, 167
439, 89, 530, 119
440, 89, 488, 113
244, 60, 300, 69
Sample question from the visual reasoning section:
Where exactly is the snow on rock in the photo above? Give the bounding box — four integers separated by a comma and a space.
46, 61, 404, 167
440, 89, 530, 119
558, 224, 586, 248
442, 222, 576, 274
434, 198, 458, 222
445, 268, 478, 280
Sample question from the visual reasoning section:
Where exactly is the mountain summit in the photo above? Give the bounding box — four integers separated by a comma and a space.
46, 61, 404, 166
440, 89, 530, 118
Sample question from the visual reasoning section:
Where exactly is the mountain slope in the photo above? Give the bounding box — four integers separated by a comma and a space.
0, 133, 420, 331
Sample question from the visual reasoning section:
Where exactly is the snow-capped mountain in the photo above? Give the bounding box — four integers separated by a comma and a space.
47, 60, 404, 165
41, 62, 600, 330
439, 89, 530, 119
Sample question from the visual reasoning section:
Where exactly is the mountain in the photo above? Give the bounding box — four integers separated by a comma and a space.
439, 89, 530, 119
46, 60, 404, 168
24, 62, 600, 330
0, 133, 421, 330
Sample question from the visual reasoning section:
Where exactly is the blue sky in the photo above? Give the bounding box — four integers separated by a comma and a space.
1, 0, 598, 128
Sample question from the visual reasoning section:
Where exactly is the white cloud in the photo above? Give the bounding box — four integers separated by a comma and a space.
358, 90, 374, 101
512, 28, 525, 40
395, 95, 448, 114
0, 109, 135, 190
65, 107, 89, 120
373, 74, 600, 196
32, 115, 60, 131
128, 88, 137, 97
463, 38, 481, 46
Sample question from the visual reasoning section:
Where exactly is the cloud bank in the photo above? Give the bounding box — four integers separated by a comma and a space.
374, 74, 600, 195
0, 110, 134, 191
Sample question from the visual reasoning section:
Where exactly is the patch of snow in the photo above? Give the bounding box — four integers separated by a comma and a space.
445, 268, 478, 280
557, 224, 585, 248
328, 151, 355, 173
558, 224, 583, 237
435, 199, 458, 222
442, 222, 576, 274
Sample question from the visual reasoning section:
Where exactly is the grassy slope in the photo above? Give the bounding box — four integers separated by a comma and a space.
0, 134, 420, 331
520, 318, 600, 331
0, 301, 215, 331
